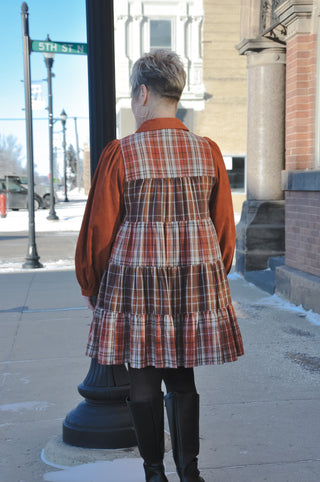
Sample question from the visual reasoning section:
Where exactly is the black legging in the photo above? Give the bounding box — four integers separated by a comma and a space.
128, 365, 197, 401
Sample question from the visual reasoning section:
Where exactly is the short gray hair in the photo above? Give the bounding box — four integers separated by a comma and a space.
130, 49, 186, 102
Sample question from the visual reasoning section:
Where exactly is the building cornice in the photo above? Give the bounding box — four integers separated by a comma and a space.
276, 0, 314, 38
236, 36, 283, 55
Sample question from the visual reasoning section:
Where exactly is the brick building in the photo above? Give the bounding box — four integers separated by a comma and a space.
237, 0, 320, 313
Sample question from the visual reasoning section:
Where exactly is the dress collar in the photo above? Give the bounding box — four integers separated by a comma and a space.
136, 117, 189, 133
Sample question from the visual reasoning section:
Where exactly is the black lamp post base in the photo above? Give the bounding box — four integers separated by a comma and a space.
23, 257, 43, 269
63, 359, 137, 449
63, 398, 136, 449
23, 244, 43, 269
47, 212, 59, 220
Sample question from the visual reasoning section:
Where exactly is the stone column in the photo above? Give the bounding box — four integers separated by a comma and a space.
236, 39, 286, 272
246, 45, 286, 200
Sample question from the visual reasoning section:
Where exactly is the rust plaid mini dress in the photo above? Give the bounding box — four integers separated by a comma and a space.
78, 119, 244, 368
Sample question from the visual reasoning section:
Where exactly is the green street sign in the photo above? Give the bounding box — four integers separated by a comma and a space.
31, 40, 87, 55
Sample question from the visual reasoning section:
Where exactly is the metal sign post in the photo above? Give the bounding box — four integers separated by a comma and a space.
20, 3, 89, 266
21, 2, 43, 269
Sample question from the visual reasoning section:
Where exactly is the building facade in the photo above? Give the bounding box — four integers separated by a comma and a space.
194, 0, 247, 215
114, 0, 205, 136
237, 0, 320, 313
113, 0, 247, 215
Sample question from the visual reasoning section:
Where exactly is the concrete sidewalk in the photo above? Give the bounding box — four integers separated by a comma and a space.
1, 267, 320, 481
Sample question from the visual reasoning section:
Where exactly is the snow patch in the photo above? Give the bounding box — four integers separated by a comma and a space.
0, 193, 86, 234
228, 272, 243, 281
255, 294, 320, 326
0, 260, 75, 273
56, 188, 87, 202
0, 401, 53, 412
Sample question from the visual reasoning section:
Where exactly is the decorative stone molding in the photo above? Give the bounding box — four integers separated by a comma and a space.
236, 36, 281, 55
246, 46, 286, 66
276, 0, 314, 38
239, 0, 261, 40
281, 169, 320, 191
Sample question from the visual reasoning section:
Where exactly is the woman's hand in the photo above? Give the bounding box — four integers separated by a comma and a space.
83, 295, 97, 311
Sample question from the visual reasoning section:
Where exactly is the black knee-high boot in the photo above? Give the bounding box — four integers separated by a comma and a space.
127, 393, 168, 482
165, 392, 205, 482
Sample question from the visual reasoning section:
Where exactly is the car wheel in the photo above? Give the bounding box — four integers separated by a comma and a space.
28, 199, 40, 211
34, 199, 40, 211
43, 194, 50, 209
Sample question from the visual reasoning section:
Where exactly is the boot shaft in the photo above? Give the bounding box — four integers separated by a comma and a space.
127, 393, 168, 482
165, 392, 205, 482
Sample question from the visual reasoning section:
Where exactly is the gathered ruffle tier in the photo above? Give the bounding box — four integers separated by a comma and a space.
109, 218, 221, 268
86, 260, 244, 368
86, 307, 243, 369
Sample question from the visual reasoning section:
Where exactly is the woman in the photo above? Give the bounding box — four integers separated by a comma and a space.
75, 49, 244, 482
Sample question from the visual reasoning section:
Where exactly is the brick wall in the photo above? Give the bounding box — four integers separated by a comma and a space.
286, 34, 317, 170
285, 191, 320, 277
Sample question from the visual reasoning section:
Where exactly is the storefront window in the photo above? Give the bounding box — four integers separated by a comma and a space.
224, 156, 246, 193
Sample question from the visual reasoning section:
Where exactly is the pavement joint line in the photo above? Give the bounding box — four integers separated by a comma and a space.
0, 306, 87, 313
4, 271, 36, 362
201, 397, 320, 406
22, 306, 87, 313
202, 458, 320, 471
0, 356, 87, 364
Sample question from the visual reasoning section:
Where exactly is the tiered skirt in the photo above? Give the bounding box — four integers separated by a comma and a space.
86, 256, 244, 368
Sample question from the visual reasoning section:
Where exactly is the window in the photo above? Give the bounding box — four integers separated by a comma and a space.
176, 107, 194, 131
150, 20, 172, 49
8, 180, 24, 192
224, 156, 246, 193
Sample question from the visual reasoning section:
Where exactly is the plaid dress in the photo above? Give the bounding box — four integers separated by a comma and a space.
86, 126, 244, 368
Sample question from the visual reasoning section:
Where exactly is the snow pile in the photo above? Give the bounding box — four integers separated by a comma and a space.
0, 189, 87, 233
256, 293, 320, 326
228, 272, 320, 326
0, 259, 76, 273
56, 188, 87, 202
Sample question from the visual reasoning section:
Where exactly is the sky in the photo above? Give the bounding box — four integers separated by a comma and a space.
0, 0, 89, 176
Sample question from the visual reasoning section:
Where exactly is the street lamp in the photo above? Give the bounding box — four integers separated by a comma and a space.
43, 35, 59, 220
60, 109, 69, 202
21, 2, 43, 269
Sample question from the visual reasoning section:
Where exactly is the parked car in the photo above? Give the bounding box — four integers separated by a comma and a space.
0, 176, 43, 211
18, 175, 57, 209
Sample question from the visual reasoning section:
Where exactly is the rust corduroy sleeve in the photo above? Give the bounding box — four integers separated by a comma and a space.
75, 140, 125, 296
206, 138, 236, 274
